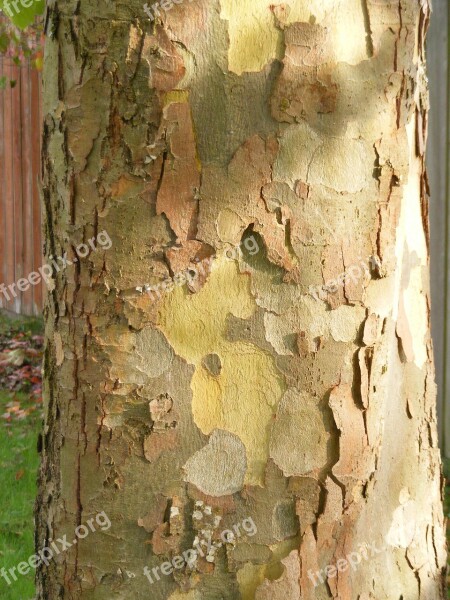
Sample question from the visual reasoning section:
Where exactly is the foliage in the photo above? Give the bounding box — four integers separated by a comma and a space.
0, 0, 44, 30
0, 13, 44, 89
0, 312, 43, 420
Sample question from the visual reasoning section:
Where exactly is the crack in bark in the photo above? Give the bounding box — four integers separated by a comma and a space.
360, 0, 374, 58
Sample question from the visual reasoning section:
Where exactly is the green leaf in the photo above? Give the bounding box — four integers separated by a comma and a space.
0, 0, 45, 30
0, 75, 7, 89
0, 32, 9, 53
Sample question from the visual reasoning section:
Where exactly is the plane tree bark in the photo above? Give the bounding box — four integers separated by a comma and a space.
36, 0, 446, 598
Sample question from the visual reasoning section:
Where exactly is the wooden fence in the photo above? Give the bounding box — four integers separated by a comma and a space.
0, 56, 43, 316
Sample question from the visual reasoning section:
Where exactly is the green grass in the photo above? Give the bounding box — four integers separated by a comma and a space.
0, 312, 43, 339
0, 312, 42, 600
0, 392, 41, 599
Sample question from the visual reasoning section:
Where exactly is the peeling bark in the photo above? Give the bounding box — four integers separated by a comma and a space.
36, 0, 446, 599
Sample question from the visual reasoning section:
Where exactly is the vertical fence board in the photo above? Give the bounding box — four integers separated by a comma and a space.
3, 60, 16, 314
0, 55, 43, 317
30, 63, 43, 314
21, 62, 34, 316
13, 64, 24, 314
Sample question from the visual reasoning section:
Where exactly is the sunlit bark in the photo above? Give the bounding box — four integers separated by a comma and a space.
36, 1, 446, 598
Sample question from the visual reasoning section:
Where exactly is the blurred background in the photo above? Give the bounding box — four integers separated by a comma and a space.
427, 0, 449, 466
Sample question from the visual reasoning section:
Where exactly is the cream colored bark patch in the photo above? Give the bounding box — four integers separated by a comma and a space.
394, 120, 429, 368
269, 390, 329, 477
398, 269, 427, 366
273, 122, 321, 187
321, 0, 369, 64
274, 125, 372, 194
216, 208, 246, 243
308, 137, 373, 193
364, 276, 396, 318
54, 332, 64, 366
385, 500, 417, 549
329, 305, 366, 343
159, 255, 285, 486
402, 124, 428, 265
183, 429, 247, 497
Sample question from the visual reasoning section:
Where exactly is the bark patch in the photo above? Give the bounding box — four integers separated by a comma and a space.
183, 429, 247, 497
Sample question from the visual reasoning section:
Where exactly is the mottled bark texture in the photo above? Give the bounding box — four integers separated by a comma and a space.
36, 0, 446, 598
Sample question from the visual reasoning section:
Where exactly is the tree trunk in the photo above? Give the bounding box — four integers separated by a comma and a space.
36, 0, 446, 598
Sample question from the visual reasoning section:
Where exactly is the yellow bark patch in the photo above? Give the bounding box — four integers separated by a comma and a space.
237, 563, 268, 600
219, 0, 322, 75
255, 550, 301, 599
159, 255, 285, 486
163, 90, 190, 107
219, 0, 283, 75
168, 591, 202, 600
237, 538, 299, 599
220, 0, 369, 75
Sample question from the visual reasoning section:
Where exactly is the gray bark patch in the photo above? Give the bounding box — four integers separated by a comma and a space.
183, 429, 247, 496
136, 328, 173, 379
269, 389, 329, 476
201, 353, 222, 376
